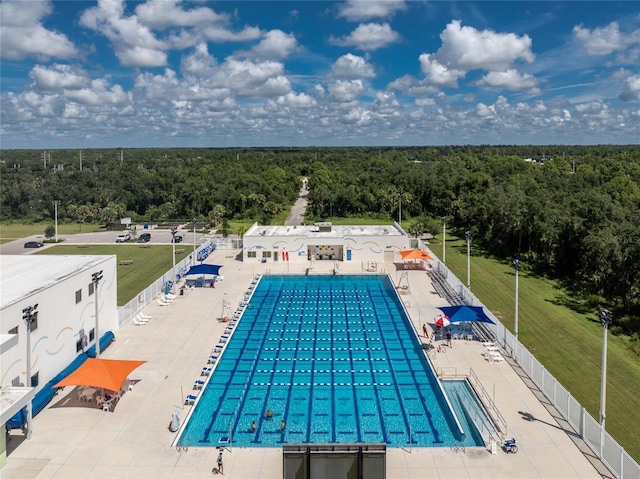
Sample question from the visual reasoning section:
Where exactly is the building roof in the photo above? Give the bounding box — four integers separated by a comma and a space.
245, 223, 405, 238
0, 255, 114, 310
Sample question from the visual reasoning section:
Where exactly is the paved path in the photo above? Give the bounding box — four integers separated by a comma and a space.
284, 177, 308, 226
3, 254, 609, 478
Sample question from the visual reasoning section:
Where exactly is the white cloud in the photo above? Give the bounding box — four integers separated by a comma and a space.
477, 69, 540, 93
80, 0, 168, 67
249, 30, 298, 60
437, 20, 534, 71
64, 80, 129, 106
29, 64, 89, 92
134, 0, 225, 30
329, 23, 401, 51
180, 43, 217, 76
418, 54, 464, 88
328, 79, 364, 103
331, 54, 376, 79
276, 92, 317, 108
619, 74, 640, 102
0, 0, 78, 61
338, 0, 406, 21
573, 21, 625, 56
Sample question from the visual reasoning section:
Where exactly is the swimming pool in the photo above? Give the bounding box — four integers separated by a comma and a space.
176, 275, 482, 448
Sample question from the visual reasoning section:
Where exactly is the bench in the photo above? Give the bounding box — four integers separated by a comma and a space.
139, 244, 150, 248
174, 249, 185, 254
119, 259, 134, 266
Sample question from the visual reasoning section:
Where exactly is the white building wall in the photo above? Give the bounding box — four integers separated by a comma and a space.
242, 224, 410, 264
0, 255, 117, 395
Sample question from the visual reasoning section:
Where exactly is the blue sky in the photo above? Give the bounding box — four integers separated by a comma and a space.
1, 0, 639, 149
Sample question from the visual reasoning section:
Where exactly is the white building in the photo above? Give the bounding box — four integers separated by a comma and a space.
0, 255, 118, 458
242, 222, 411, 265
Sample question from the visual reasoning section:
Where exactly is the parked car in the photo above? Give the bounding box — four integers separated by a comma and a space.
137, 233, 151, 243
171, 235, 183, 243
24, 241, 44, 248
115, 232, 132, 243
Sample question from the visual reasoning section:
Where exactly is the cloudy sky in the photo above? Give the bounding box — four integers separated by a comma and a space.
1, 0, 639, 149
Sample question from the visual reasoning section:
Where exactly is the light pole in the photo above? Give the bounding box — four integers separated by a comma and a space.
92, 270, 103, 358
52, 200, 60, 242
171, 227, 178, 292
192, 218, 197, 259
465, 230, 472, 289
22, 304, 38, 440
597, 307, 613, 449
441, 216, 446, 263
513, 259, 521, 340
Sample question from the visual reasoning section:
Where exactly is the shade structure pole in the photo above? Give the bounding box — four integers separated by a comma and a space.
192, 218, 197, 258
465, 230, 472, 289
22, 304, 38, 440
513, 259, 521, 340
441, 216, 446, 264
53, 200, 60, 242
171, 227, 178, 293
597, 307, 612, 455
92, 270, 103, 358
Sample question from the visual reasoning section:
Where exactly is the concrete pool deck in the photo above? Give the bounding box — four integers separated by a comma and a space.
3, 253, 611, 478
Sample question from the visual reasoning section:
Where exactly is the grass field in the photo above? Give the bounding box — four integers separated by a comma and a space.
35, 244, 191, 306
0, 222, 104, 243
438, 235, 640, 462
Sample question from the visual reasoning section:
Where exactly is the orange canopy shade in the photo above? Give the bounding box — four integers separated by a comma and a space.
53, 358, 146, 392
399, 249, 434, 261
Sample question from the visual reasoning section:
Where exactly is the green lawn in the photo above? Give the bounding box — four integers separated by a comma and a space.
36, 244, 191, 306
438, 236, 640, 461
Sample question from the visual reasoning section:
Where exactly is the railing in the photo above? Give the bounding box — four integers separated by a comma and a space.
423, 245, 640, 479
117, 240, 213, 326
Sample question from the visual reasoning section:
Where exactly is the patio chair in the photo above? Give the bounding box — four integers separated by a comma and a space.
194, 380, 205, 390
102, 401, 112, 412
201, 367, 212, 376
185, 394, 197, 405
96, 395, 104, 408
139, 312, 152, 320
156, 299, 169, 307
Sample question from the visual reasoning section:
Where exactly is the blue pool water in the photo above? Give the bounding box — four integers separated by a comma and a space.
177, 275, 482, 448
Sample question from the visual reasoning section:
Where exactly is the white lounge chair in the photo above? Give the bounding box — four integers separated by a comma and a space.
157, 299, 169, 307
185, 394, 197, 405
134, 314, 150, 323
485, 351, 505, 362
139, 312, 152, 320
132, 317, 146, 326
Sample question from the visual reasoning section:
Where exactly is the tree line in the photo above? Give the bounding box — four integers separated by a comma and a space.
1, 145, 639, 347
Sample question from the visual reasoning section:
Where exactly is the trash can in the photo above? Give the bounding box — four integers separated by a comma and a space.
180, 287, 185, 296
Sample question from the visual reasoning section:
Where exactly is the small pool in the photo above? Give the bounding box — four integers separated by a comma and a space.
176, 275, 483, 448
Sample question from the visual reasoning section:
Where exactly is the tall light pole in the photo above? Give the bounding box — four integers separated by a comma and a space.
597, 307, 613, 450
513, 259, 521, 340
465, 230, 472, 289
171, 227, 178, 292
22, 304, 38, 440
92, 270, 103, 358
52, 200, 60, 242
441, 216, 446, 264
192, 218, 197, 259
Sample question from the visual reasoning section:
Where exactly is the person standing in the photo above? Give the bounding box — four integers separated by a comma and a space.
217, 451, 224, 474
446, 331, 452, 347
423, 324, 429, 338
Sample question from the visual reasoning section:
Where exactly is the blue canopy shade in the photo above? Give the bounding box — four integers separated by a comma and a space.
437, 305, 495, 324
184, 264, 223, 277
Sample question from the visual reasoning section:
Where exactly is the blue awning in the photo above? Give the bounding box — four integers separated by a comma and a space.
184, 264, 223, 277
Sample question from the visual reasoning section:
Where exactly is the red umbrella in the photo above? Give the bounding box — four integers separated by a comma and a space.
435, 314, 450, 328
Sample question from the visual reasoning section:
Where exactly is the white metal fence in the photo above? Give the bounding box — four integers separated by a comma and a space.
427, 246, 640, 479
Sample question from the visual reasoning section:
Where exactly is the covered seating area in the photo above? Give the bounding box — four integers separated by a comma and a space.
182, 264, 223, 288
53, 358, 146, 412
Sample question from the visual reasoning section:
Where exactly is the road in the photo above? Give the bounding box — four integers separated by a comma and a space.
284, 177, 308, 226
